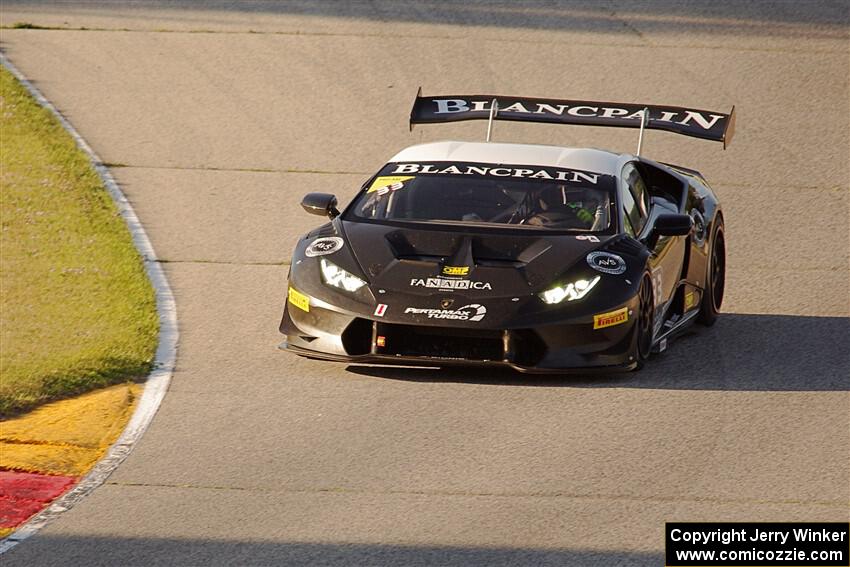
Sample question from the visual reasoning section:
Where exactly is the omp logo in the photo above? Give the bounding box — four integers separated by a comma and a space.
593, 307, 628, 330
442, 265, 469, 277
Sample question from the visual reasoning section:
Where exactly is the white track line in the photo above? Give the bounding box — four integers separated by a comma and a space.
0, 54, 178, 555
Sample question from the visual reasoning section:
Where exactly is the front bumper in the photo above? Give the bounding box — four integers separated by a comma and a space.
279, 297, 639, 374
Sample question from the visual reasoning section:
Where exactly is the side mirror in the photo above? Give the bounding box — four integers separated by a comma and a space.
301, 193, 339, 219
653, 213, 693, 236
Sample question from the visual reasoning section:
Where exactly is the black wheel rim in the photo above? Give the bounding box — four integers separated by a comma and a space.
711, 230, 726, 311
638, 277, 653, 359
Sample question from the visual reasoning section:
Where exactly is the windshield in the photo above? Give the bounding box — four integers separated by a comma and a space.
347, 161, 614, 232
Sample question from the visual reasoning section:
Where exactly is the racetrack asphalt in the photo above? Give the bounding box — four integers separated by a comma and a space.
1, 1, 848, 565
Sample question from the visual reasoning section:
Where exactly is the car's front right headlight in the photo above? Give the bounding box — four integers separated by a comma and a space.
320, 259, 367, 293
539, 275, 601, 305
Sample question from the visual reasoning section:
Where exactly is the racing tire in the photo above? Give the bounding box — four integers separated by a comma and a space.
698, 218, 726, 326
633, 273, 655, 371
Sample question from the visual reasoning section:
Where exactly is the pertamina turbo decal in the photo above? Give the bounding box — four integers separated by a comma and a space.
404, 304, 487, 321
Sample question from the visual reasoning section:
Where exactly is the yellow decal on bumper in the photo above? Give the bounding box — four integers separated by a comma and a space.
593, 307, 629, 329
684, 291, 696, 309
288, 286, 310, 312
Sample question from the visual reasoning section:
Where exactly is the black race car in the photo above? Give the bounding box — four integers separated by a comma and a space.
280, 93, 735, 372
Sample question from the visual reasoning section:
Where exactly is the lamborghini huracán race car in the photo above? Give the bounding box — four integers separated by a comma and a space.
280, 92, 735, 372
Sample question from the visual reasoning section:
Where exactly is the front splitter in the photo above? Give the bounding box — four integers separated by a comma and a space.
279, 340, 636, 375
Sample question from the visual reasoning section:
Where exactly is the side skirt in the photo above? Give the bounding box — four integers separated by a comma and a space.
651, 309, 699, 353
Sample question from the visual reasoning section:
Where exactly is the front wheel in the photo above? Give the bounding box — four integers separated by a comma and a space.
698, 218, 726, 326
632, 274, 655, 370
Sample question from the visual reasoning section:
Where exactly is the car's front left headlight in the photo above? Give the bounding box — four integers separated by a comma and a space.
320, 258, 367, 292
539, 275, 601, 304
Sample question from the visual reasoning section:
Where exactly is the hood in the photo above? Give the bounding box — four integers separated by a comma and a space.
341, 220, 614, 297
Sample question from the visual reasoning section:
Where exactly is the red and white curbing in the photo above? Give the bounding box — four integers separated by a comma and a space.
0, 54, 179, 555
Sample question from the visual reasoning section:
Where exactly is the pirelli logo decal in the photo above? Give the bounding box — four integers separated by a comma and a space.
593, 307, 628, 330
442, 265, 469, 276
288, 286, 310, 313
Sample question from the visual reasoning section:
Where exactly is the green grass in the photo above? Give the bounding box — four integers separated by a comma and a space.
8, 22, 43, 30
0, 67, 158, 417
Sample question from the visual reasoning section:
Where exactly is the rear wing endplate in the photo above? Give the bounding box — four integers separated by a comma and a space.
409, 90, 736, 149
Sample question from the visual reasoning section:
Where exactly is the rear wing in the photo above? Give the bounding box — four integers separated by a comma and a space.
409, 90, 736, 149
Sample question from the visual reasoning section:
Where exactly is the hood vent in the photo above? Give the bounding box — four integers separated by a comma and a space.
604, 235, 645, 256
